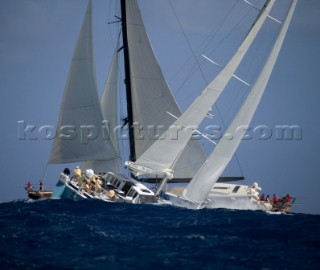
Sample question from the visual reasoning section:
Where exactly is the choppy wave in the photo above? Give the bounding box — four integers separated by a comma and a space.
0, 199, 319, 269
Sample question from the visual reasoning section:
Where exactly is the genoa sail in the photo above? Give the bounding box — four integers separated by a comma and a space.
184, 0, 298, 204
49, 0, 117, 164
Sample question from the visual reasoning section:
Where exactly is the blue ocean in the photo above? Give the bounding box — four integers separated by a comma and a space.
0, 200, 319, 270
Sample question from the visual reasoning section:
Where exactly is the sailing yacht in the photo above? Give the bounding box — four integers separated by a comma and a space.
181, 0, 297, 211
127, 0, 297, 210
49, 0, 157, 203
49, 0, 296, 211
192, 0, 297, 212
50, 0, 206, 203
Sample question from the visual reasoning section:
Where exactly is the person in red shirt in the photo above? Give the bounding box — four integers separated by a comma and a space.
260, 194, 265, 201
273, 194, 278, 205
285, 194, 291, 203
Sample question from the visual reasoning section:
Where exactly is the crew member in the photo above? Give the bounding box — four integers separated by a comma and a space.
63, 168, 71, 176
73, 166, 82, 179
285, 194, 291, 203
273, 194, 278, 205
40, 180, 44, 191
266, 195, 270, 202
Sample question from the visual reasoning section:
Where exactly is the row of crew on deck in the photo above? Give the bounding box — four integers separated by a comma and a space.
63, 167, 118, 200
260, 193, 291, 208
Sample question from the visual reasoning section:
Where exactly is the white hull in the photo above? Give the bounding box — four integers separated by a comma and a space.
165, 182, 269, 211
205, 183, 264, 210
165, 182, 292, 212
205, 196, 265, 211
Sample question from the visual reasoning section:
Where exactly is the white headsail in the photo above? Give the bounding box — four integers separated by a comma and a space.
185, 0, 297, 204
82, 41, 122, 174
125, 0, 206, 178
128, 0, 275, 177
49, 0, 117, 164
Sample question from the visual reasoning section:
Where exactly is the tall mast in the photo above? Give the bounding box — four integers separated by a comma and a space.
120, 0, 136, 161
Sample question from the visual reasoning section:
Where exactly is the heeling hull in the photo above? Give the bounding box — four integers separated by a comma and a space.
165, 194, 275, 212
164, 192, 267, 211
51, 172, 160, 204
202, 196, 292, 213
165, 182, 266, 211
205, 196, 265, 211
52, 179, 88, 200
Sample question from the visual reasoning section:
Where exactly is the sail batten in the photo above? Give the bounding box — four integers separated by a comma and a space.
185, 0, 297, 204
129, 0, 275, 176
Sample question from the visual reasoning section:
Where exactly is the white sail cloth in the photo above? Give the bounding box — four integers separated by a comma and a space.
129, 0, 275, 176
82, 41, 122, 174
185, 0, 297, 204
125, 0, 206, 178
49, 0, 117, 164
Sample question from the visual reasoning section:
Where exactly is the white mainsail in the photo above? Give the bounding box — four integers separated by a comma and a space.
125, 0, 206, 178
128, 0, 275, 176
184, 0, 297, 204
82, 42, 122, 174
49, 0, 117, 164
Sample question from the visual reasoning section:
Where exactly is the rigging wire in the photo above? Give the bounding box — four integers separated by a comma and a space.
225, 10, 283, 127
168, 0, 262, 179
167, 0, 207, 88
169, 0, 240, 98
214, 3, 285, 181
117, 35, 131, 172
204, 8, 257, 61
211, 3, 269, 181
41, 163, 48, 182
107, 0, 132, 174
107, 0, 121, 50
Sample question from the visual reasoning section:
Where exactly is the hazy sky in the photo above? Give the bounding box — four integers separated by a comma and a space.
1, 0, 319, 214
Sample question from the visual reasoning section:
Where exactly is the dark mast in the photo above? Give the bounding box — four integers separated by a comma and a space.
120, 0, 136, 162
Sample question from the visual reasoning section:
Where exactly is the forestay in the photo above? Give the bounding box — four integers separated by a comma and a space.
185, 0, 297, 204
